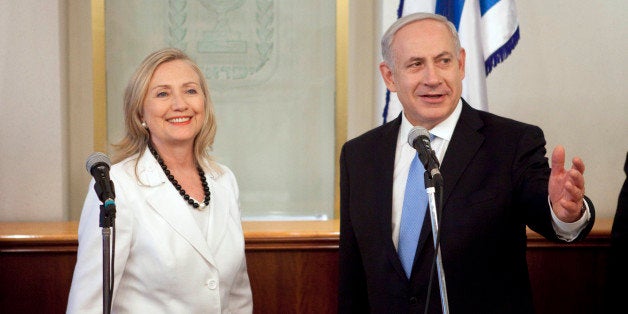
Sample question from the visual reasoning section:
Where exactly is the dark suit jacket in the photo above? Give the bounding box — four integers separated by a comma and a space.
338, 101, 595, 313
607, 152, 628, 312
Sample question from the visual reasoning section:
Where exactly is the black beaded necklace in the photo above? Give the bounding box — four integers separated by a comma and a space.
148, 143, 211, 209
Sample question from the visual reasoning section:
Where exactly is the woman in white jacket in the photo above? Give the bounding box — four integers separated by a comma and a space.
67, 48, 253, 313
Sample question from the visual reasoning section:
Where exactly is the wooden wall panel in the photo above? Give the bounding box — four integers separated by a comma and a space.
527, 247, 609, 314
0, 219, 612, 314
247, 249, 338, 314
0, 251, 76, 313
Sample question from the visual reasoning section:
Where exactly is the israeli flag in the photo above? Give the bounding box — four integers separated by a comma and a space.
379, 0, 520, 124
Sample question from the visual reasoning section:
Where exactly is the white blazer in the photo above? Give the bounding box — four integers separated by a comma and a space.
67, 148, 252, 313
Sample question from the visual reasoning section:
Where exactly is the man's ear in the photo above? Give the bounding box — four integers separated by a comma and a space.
458, 48, 466, 80
379, 61, 397, 92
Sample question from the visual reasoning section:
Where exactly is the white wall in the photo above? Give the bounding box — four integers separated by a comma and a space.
0, 0, 69, 221
486, 0, 628, 219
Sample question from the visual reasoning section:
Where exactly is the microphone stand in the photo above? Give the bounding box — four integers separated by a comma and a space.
99, 199, 116, 314
424, 164, 449, 313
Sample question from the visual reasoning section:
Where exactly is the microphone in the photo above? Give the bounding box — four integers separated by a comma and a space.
86, 152, 116, 207
407, 126, 441, 179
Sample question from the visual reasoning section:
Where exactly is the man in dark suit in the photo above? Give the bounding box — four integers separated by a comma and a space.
338, 13, 595, 313
607, 152, 628, 312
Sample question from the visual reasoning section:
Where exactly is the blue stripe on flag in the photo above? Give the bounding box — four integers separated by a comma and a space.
383, 90, 391, 123
381, 0, 406, 123
383, 89, 391, 123
485, 26, 519, 75
479, 0, 500, 16
397, 0, 405, 18
435, 0, 465, 30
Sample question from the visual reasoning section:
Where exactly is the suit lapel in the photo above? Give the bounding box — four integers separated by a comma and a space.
440, 101, 485, 206
203, 173, 230, 256
136, 149, 218, 268
412, 101, 485, 279
376, 116, 412, 280
378, 116, 401, 241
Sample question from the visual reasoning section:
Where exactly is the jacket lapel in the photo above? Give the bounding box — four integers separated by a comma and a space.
377, 116, 412, 281
412, 101, 485, 279
136, 149, 218, 268
440, 101, 485, 207
203, 172, 230, 256
378, 116, 401, 240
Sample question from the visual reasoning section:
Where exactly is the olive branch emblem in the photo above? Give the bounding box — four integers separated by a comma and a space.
167, 0, 275, 81
168, 0, 188, 50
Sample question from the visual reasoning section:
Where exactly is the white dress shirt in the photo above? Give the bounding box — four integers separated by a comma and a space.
392, 100, 590, 249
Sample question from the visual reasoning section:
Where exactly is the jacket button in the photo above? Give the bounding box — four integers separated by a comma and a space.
207, 279, 218, 290
409, 297, 418, 304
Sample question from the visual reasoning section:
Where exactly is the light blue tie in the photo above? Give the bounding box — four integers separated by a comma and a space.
398, 152, 428, 278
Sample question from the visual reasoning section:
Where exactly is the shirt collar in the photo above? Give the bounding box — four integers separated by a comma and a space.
399, 99, 462, 144
430, 99, 462, 141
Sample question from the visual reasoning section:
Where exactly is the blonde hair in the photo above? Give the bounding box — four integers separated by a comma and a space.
112, 48, 220, 174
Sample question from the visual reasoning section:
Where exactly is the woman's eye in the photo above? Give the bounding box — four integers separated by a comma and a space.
186, 89, 198, 95
156, 91, 168, 97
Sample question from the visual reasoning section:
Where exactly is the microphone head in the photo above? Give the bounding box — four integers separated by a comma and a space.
86, 152, 111, 173
407, 126, 430, 147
